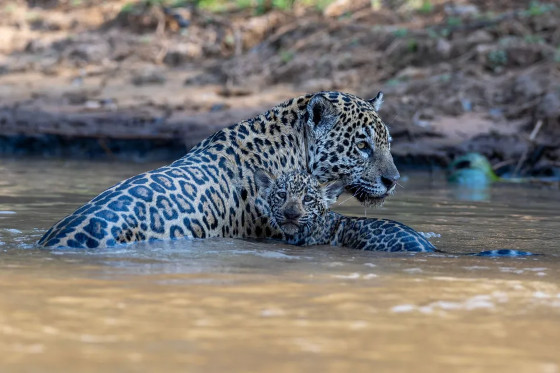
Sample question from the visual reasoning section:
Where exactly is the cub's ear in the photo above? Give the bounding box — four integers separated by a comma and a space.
368, 91, 384, 111
306, 95, 338, 138
322, 180, 345, 207
254, 168, 274, 194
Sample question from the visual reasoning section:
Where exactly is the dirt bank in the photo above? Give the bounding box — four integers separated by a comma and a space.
0, 0, 559, 175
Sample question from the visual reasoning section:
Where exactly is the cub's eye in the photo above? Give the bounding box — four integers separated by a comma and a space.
303, 195, 313, 203
277, 191, 287, 199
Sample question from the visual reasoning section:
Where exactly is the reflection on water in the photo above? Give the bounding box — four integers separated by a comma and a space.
450, 185, 491, 202
1, 159, 560, 372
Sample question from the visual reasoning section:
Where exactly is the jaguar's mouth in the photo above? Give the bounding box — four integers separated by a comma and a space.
346, 183, 391, 207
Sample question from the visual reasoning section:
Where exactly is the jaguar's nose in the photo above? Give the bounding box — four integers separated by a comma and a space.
381, 174, 399, 190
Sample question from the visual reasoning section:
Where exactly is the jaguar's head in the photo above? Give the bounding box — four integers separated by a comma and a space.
304, 91, 400, 207
254, 169, 344, 237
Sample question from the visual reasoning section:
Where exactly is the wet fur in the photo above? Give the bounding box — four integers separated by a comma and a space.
39, 91, 400, 248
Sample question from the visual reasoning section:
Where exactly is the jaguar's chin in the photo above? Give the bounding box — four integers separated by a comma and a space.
346, 184, 390, 208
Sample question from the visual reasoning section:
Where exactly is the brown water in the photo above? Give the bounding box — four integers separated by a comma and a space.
1, 159, 559, 372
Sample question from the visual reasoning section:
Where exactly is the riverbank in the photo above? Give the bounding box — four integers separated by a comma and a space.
1, 0, 558, 175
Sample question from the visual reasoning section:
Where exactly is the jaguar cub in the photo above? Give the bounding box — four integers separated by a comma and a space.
254, 170, 538, 256
254, 169, 436, 252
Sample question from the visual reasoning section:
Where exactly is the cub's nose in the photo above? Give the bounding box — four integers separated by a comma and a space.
381, 174, 399, 190
283, 206, 302, 221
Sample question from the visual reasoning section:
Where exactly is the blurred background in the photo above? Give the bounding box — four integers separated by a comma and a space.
0, 0, 559, 177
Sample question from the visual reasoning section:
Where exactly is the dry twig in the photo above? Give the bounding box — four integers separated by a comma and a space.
513, 119, 543, 176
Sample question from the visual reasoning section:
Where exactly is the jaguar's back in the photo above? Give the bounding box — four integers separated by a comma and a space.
39, 152, 239, 247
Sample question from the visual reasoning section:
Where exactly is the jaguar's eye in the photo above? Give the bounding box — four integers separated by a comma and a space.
357, 142, 367, 150
303, 195, 313, 203
277, 191, 287, 199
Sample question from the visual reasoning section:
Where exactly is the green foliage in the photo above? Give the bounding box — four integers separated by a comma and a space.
300, 0, 335, 11
118, 0, 337, 13
426, 27, 451, 39
25, 11, 41, 21
171, 0, 191, 6
233, 0, 251, 9
417, 0, 433, 14
253, 0, 298, 14
407, 38, 418, 52
120, 0, 195, 12
524, 34, 544, 44
524, 1, 556, 17
143, 0, 166, 5
140, 35, 153, 44
272, 0, 295, 11
3, 3, 16, 13
488, 49, 507, 70
446, 16, 462, 27
120, 2, 135, 13
120, 0, 162, 13
393, 28, 408, 38
197, 0, 335, 13
438, 73, 451, 83
427, 29, 439, 39
386, 78, 402, 87
555, 46, 560, 63
224, 34, 235, 46
473, 11, 494, 23
279, 49, 295, 63
197, 0, 230, 12
439, 28, 450, 37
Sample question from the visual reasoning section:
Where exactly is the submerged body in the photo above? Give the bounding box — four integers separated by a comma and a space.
255, 170, 537, 256
292, 212, 437, 252
254, 170, 435, 252
39, 91, 400, 248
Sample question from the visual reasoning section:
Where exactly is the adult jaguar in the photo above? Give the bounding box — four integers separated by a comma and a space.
255, 169, 537, 256
39, 91, 401, 248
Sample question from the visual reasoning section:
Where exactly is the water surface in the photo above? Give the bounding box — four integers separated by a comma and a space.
1, 159, 559, 372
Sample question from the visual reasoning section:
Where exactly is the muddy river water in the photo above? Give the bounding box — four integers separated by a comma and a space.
0, 159, 559, 372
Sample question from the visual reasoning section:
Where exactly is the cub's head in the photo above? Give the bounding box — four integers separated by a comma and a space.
304, 91, 399, 207
254, 169, 344, 237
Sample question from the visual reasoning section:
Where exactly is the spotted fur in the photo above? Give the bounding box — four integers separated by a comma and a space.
39, 91, 401, 248
256, 170, 435, 252
257, 171, 538, 257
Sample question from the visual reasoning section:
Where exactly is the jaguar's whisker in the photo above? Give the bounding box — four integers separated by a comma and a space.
336, 194, 355, 206
337, 186, 363, 206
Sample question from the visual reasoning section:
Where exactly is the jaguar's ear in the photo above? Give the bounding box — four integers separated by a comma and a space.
322, 180, 345, 207
254, 168, 274, 195
369, 91, 384, 112
306, 95, 338, 138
